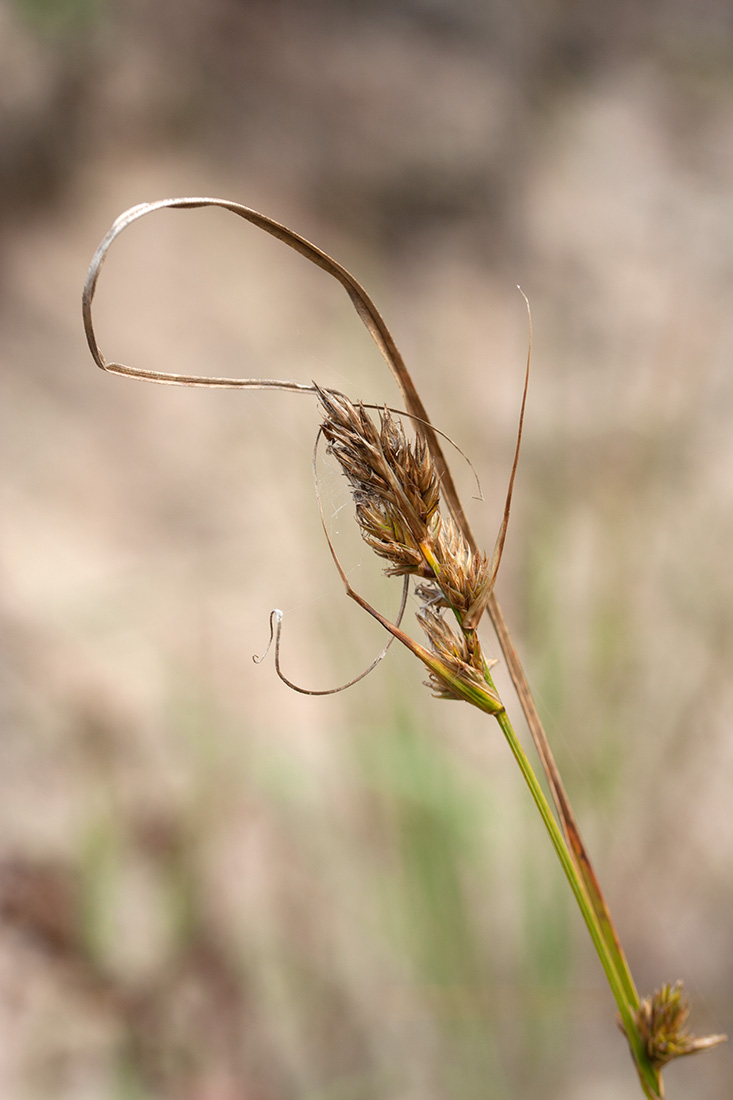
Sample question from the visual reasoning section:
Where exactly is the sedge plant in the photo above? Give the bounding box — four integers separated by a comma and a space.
83, 197, 725, 1098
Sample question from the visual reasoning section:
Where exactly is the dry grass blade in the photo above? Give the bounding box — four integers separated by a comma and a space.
81, 197, 468, 532
464, 288, 532, 629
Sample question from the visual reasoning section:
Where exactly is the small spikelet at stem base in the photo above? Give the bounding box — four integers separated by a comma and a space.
632, 981, 726, 1068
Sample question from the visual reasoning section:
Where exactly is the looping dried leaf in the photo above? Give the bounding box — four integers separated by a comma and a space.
252, 578, 408, 697
83, 197, 471, 543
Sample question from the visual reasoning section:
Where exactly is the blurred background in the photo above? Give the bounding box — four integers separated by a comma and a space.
1, 0, 732, 1097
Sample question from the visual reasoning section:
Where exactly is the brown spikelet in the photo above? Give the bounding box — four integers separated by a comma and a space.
416, 605, 497, 699
318, 388, 440, 576
319, 387, 502, 704
431, 517, 493, 622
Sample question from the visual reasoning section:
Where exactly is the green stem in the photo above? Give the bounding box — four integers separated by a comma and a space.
480, 673, 662, 1099
486, 595, 641, 1014
420, 537, 659, 1094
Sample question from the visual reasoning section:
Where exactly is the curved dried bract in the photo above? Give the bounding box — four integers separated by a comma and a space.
252, 575, 409, 697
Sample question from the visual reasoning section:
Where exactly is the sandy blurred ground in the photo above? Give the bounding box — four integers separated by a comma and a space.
1, 1, 732, 1097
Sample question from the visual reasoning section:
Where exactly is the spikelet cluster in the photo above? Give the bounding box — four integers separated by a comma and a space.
416, 605, 496, 699
431, 517, 492, 623
319, 388, 496, 699
635, 982, 726, 1067
319, 387, 440, 576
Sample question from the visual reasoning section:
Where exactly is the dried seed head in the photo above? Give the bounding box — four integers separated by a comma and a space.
634, 981, 726, 1067
319, 388, 503, 704
432, 517, 493, 622
416, 605, 497, 700
319, 388, 441, 576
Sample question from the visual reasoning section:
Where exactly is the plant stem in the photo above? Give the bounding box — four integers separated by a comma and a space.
486, 593, 640, 1011
480, 673, 663, 1099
